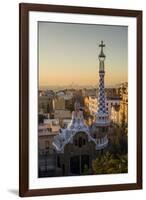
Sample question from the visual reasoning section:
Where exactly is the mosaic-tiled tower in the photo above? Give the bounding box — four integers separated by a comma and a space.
95, 40, 110, 126
90, 41, 110, 149
98, 41, 106, 114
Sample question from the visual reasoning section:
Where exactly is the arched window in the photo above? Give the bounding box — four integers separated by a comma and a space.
79, 137, 82, 148
102, 127, 105, 132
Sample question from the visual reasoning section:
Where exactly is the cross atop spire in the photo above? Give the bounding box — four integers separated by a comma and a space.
99, 40, 106, 59
99, 40, 105, 49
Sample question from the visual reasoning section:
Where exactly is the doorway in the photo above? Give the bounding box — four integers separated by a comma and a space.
70, 155, 89, 175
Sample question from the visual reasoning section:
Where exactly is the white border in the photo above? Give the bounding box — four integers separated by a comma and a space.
29, 11, 137, 189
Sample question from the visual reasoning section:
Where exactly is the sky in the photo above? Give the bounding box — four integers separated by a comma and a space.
38, 22, 128, 88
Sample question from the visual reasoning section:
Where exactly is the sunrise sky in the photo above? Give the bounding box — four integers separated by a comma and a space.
38, 22, 128, 88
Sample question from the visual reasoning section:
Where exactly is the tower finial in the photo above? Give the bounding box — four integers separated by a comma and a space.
99, 40, 105, 48
99, 40, 105, 58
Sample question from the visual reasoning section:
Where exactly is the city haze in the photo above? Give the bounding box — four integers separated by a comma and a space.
39, 22, 128, 88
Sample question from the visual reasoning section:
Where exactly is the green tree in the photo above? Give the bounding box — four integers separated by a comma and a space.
108, 124, 128, 155
92, 152, 128, 174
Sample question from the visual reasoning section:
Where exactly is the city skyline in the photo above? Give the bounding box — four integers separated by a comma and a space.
39, 22, 128, 88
